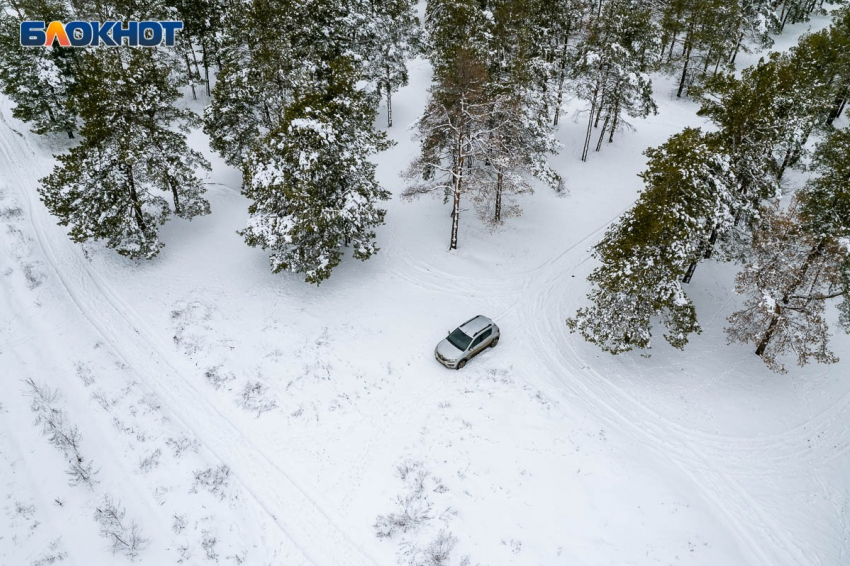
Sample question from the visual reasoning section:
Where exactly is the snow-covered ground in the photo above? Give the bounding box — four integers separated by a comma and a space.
2, 12, 849, 566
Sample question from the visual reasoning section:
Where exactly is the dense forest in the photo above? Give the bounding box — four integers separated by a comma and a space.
1, 0, 848, 372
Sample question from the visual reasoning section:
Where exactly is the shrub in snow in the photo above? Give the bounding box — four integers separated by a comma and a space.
94, 495, 148, 559
30, 538, 67, 566
236, 381, 277, 417
204, 366, 235, 390
191, 464, 231, 500
26, 378, 98, 488
166, 434, 200, 458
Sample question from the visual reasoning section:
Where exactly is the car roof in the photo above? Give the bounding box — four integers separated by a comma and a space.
459, 315, 493, 336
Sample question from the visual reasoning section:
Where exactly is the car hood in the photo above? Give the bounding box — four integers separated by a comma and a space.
436, 339, 464, 361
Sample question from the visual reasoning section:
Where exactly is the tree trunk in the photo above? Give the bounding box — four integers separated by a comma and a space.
582, 102, 596, 162
494, 168, 503, 224
386, 85, 393, 128
169, 178, 181, 215
450, 183, 461, 250
755, 303, 781, 356
125, 165, 147, 233
608, 97, 620, 143
189, 46, 202, 80
202, 42, 211, 96
553, 31, 571, 126
682, 260, 698, 284
667, 32, 677, 62
595, 112, 610, 152
730, 32, 744, 65
755, 239, 826, 357
677, 37, 693, 98
184, 52, 197, 100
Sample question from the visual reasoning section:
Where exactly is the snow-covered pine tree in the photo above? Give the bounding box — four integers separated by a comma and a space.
240, 60, 391, 284
695, 61, 786, 203
0, 0, 78, 137
524, 0, 591, 126
727, 129, 850, 371
728, 0, 778, 65
725, 204, 847, 372
39, 48, 210, 259
792, 8, 850, 127
204, 0, 300, 168
574, 0, 659, 161
659, 0, 741, 98
467, 0, 561, 224
403, 47, 491, 249
362, 0, 422, 127
775, 0, 824, 32
170, 0, 225, 97
567, 128, 740, 353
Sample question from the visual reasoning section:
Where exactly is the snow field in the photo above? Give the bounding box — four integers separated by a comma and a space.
1, 9, 849, 566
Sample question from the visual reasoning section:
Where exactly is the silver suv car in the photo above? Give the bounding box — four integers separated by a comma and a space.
434, 315, 500, 369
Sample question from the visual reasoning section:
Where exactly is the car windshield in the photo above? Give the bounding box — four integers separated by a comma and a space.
447, 328, 472, 351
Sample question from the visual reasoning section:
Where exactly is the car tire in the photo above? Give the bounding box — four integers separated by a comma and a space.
457, 359, 466, 370
491, 337, 499, 347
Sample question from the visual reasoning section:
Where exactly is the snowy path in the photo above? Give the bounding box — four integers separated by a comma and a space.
0, 97, 379, 566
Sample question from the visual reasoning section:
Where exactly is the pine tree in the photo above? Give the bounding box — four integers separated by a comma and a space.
659, 0, 742, 97
402, 48, 491, 250
475, 0, 561, 223
524, 0, 591, 126
727, 129, 850, 371
574, 0, 659, 161
0, 0, 78, 137
568, 128, 740, 353
363, 0, 422, 127
206, 0, 393, 280
171, 0, 225, 97
39, 48, 210, 259
725, 204, 847, 372
240, 61, 391, 284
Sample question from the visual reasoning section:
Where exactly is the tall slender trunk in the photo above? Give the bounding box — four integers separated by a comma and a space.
677, 31, 693, 98
386, 84, 393, 128
682, 227, 718, 284
702, 47, 712, 74
189, 46, 202, 79
582, 100, 597, 162
777, 146, 793, 180
730, 31, 744, 65
608, 97, 620, 143
184, 52, 197, 100
667, 32, 677, 62
553, 28, 571, 126
494, 168, 503, 224
595, 112, 610, 152
202, 42, 210, 96
169, 178, 181, 215
450, 177, 461, 250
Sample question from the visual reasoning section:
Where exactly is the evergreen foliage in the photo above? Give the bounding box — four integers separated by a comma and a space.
726, 129, 850, 371
574, 0, 658, 160
0, 0, 78, 137
568, 128, 739, 353
39, 48, 210, 259
240, 62, 391, 284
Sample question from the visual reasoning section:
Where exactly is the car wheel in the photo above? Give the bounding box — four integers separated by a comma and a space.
491, 337, 499, 347
457, 359, 466, 370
